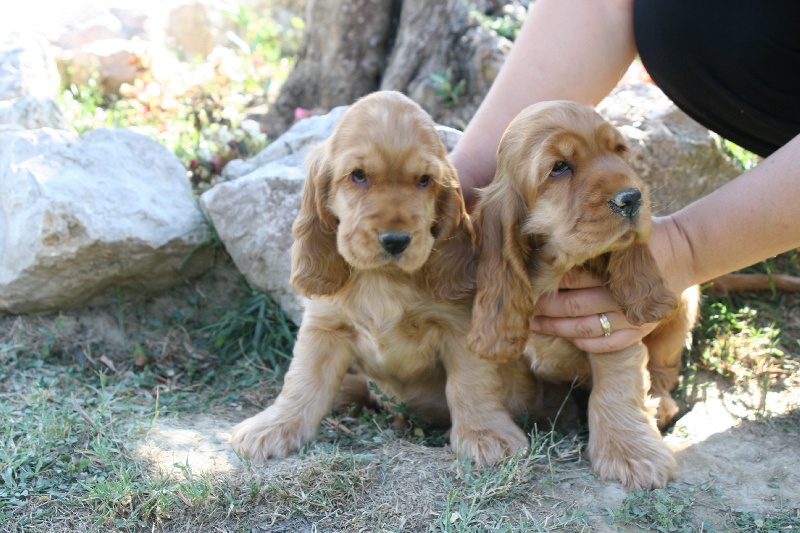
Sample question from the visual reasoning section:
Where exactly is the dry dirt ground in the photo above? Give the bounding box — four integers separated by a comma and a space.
2, 259, 799, 531
135, 374, 800, 531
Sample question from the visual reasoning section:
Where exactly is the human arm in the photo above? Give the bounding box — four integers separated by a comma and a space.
450, 0, 637, 209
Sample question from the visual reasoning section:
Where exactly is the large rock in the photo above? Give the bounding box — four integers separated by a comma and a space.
200, 108, 348, 324
0, 35, 61, 102
0, 96, 71, 130
0, 127, 213, 314
598, 82, 743, 214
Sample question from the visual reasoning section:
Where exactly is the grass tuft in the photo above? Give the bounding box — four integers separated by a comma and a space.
607, 488, 697, 532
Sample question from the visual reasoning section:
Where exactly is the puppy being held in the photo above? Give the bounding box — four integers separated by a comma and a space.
468, 100, 700, 490
230, 91, 539, 467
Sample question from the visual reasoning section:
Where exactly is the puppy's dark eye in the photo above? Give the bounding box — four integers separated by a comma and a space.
418, 174, 431, 189
549, 161, 571, 178
350, 169, 367, 185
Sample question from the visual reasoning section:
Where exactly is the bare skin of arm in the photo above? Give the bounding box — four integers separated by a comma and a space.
451, 0, 800, 353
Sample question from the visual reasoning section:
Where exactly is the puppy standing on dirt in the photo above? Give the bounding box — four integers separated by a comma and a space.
468, 101, 700, 489
230, 91, 540, 467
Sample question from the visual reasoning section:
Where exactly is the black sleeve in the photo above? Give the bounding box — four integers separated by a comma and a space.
634, 0, 800, 157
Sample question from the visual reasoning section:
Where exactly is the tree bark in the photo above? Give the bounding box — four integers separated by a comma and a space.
264, 0, 401, 134
262, 0, 516, 135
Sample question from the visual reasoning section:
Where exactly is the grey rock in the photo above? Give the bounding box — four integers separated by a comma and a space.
598, 82, 742, 215
0, 96, 71, 130
0, 127, 213, 314
0, 34, 61, 102
203, 109, 351, 324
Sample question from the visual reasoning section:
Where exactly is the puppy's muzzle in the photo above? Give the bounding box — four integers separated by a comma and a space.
378, 231, 412, 256
608, 188, 642, 219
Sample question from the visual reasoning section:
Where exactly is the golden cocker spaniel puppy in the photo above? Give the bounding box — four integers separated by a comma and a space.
468, 101, 700, 489
230, 91, 539, 466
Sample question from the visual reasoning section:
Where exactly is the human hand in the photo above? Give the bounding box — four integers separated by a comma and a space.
529, 267, 659, 353
528, 217, 696, 353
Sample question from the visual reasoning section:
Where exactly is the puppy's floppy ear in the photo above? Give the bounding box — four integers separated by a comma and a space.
289, 144, 350, 297
424, 160, 477, 302
467, 172, 536, 363
605, 243, 679, 325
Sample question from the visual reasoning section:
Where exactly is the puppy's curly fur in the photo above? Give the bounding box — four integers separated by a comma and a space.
468, 101, 700, 489
230, 91, 541, 467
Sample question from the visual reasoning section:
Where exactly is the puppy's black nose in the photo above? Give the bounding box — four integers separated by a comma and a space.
608, 188, 642, 219
379, 231, 412, 256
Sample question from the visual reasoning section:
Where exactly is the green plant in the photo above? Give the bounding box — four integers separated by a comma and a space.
607, 488, 697, 532
694, 299, 785, 384
723, 139, 761, 170
199, 289, 296, 374
470, 5, 527, 41
430, 67, 466, 108
727, 509, 800, 531
224, 2, 304, 71
56, 4, 303, 194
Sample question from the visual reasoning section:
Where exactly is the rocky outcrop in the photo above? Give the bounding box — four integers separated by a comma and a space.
598, 82, 743, 215
0, 127, 213, 313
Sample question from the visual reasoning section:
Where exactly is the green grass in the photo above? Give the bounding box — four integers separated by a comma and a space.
606, 488, 698, 532
686, 248, 800, 410
433, 431, 591, 532
0, 283, 295, 530
199, 288, 296, 374
727, 509, 800, 532
2, 264, 798, 530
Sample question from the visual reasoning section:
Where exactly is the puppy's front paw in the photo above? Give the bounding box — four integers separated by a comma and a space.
588, 426, 676, 490
451, 420, 528, 467
230, 408, 317, 462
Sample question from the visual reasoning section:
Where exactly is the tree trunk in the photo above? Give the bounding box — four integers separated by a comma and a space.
263, 0, 400, 135
262, 0, 518, 135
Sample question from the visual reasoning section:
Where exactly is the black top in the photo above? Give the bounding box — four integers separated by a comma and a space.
634, 0, 800, 157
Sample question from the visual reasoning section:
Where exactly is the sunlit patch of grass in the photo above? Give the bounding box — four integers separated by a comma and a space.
694, 300, 786, 384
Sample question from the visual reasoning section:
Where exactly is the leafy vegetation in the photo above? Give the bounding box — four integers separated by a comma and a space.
606, 488, 698, 532
470, 4, 528, 41
58, 3, 303, 193
430, 66, 467, 108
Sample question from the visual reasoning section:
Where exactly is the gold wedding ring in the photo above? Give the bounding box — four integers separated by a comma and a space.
599, 313, 613, 337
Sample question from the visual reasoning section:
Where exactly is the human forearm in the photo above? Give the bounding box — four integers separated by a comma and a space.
450, 0, 637, 207
656, 133, 800, 293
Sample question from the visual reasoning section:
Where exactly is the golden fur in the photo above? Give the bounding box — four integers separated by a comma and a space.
230, 91, 542, 466
468, 101, 700, 489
